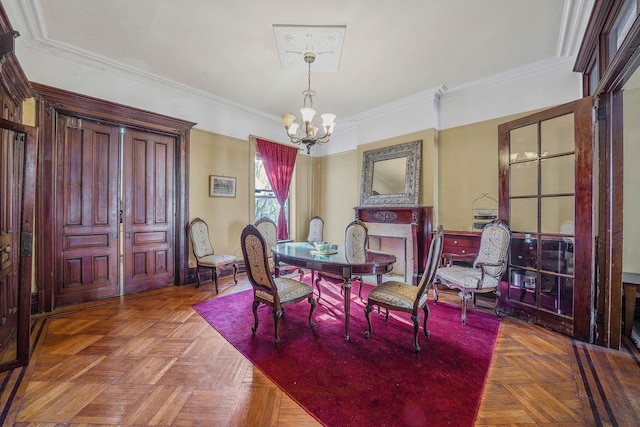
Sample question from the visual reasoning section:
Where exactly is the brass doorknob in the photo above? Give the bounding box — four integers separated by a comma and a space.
2, 246, 10, 253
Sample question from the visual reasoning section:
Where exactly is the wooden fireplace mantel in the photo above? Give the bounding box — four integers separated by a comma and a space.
354, 206, 433, 285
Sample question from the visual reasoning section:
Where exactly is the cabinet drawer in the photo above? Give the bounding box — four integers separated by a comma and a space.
441, 231, 481, 257
444, 237, 476, 249
443, 244, 475, 255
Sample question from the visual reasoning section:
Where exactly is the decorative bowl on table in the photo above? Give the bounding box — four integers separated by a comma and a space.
312, 241, 336, 255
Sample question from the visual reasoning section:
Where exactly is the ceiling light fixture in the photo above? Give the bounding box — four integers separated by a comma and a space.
281, 50, 336, 154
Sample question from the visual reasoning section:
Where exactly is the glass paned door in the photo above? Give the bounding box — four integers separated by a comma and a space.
498, 97, 593, 341
508, 114, 576, 317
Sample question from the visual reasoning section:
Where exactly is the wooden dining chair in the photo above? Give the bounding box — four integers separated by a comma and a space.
241, 224, 317, 346
188, 217, 238, 293
364, 225, 444, 353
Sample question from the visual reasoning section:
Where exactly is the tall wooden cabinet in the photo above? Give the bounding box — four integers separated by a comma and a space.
0, 5, 36, 371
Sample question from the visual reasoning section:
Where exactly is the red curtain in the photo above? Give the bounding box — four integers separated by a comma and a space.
256, 138, 298, 240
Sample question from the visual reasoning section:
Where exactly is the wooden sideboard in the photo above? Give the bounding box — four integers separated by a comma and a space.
354, 206, 433, 285
442, 230, 481, 266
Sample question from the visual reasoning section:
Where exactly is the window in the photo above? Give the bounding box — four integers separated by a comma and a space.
609, 0, 637, 61
255, 153, 289, 233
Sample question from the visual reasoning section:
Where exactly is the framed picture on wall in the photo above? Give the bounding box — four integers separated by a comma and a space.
209, 175, 236, 197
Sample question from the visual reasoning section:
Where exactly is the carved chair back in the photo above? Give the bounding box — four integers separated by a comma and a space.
254, 217, 278, 259
415, 225, 444, 307
345, 220, 368, 264
474, 219, 512, 284
241, 224, 277, 297
189, 217, 214, 259
307, 216, 324, 243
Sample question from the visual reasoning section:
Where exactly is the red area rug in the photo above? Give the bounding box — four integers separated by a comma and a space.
193, 280, 500, 427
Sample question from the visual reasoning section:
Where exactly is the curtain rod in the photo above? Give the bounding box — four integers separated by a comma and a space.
248, 134, 303, 150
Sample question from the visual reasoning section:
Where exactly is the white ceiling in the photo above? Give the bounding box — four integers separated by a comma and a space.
6, 0, 593, 124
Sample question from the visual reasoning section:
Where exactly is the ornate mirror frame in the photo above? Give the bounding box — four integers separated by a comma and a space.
359, 140, 422, 206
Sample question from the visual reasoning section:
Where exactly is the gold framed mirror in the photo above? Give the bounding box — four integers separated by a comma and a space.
359, 140, 421, 206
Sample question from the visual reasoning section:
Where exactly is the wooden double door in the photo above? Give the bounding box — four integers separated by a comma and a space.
55, 115, 176, 305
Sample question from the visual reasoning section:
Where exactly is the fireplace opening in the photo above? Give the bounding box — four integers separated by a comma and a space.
362, 222, 415, 284
368, 235, 406, 282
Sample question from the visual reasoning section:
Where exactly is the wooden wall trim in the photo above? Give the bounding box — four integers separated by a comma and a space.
31, 83, 195, 132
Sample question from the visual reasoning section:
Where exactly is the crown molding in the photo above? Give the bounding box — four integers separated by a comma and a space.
347, 85, 448, 123
29, 36, 279, 121
557, 0, 595, 57
445, 56, 576, 98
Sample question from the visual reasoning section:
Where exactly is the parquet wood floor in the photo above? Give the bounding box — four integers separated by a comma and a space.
1, 274, 639, 426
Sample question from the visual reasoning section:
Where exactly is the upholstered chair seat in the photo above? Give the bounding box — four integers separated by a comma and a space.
435, 266, 500, 290
197, 253, 238, 269
254, 278, 315, 304
367, 282, 428, 310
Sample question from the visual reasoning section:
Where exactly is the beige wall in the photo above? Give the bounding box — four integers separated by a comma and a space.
438, 120, 501, 230
188, 130, 313, 266
291, 153, 314, 241
437, 113, 535, 231
316, 150, 360, 244
623, 89, 640, 274
188, 129, 252, 266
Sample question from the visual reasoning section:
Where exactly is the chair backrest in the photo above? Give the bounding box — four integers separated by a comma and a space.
345, 220, 368, 264
241, 224, 276, 294
474, 220, 511, 278
307, 216, 324, 243
255, 217, 278, 258
416, 225, 444, 299
189, 217, 214, 259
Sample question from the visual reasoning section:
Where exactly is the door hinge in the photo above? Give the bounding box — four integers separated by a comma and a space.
21, 232, 33, 257
595, 106, 607, 121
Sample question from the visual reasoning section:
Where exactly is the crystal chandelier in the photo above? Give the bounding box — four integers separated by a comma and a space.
281, 51, 336, 154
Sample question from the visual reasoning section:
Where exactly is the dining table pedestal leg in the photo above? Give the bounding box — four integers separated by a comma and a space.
342, 278, 352, 340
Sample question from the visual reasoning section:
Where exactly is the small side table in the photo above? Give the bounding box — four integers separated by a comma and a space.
623, 272, 640, 338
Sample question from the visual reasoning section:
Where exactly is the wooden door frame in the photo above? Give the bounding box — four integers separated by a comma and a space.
574, 0, 640, 348
0, 118, 37, 370
33, 83, 195, 313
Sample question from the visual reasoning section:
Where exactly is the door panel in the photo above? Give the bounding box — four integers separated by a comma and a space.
498, 97, 594, 341
0, 119, 37, 371
56, 117, 120, 305
0, 126, 16, 364
123, 130, 175, 293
